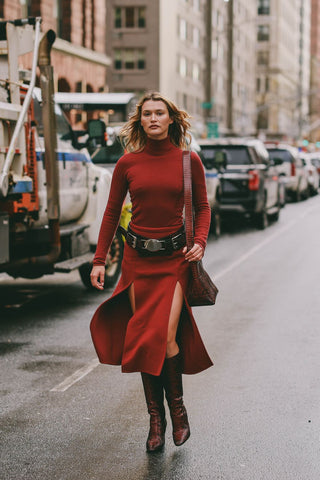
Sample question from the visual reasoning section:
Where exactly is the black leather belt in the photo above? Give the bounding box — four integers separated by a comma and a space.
119, 224, 186, 256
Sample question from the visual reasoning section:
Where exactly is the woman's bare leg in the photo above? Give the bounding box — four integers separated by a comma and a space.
166, 282, 184, 358
128, 283, 136, 314
129, 281, 183, 358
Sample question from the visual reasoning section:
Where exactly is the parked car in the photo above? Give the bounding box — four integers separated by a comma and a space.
308, 153, 320, 187
265, 143, 309, 201
300, 152, 319, 195
198, 138, 281, 229
188, 135, 222, 237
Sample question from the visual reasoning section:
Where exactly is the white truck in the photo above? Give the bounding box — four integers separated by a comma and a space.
0, 18, 124, 288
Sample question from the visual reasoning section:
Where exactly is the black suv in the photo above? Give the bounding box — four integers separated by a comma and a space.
198, 138, 281, 229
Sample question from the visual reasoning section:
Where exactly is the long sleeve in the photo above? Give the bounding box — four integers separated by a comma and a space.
93, 158, 129, 265
191, 152, 211, 250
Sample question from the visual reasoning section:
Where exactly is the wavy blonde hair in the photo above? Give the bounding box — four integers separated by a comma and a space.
120, 92, 191, 152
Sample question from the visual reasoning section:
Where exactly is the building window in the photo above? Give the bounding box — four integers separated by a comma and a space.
125, 7, 135, 27
258, 0, 270, 15
124, 49, 135, 69
57, 0, 71, 41
138, 7, 146, 27
114, 6, 146, 29
265, 77, 269, 91
192, 63, 200, 82
115, 7, 122, 28
257, 51, 269, 66
257, 77, 261, 92
179, 18, 187, 40
114, 48, 146, 70
183, 94, 188, 110
137, 49, 145, 69
179, 57, 187, 77
257, 109, 269, 129
257, 25, 269, 41
193, 0, 200, 11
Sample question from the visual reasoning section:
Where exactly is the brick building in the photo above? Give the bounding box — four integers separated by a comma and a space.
309, 0, 320, 141
0, 0, 111, 94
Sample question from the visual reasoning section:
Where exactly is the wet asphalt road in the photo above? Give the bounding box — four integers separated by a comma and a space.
1, 194, 320, 480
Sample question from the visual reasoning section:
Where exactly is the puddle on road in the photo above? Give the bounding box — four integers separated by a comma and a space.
0, 341, 29, 355
0, 287, 51, 310
20, 359, 70, 372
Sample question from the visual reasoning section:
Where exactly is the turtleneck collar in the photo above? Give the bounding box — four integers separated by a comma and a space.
143, 136, 176, 156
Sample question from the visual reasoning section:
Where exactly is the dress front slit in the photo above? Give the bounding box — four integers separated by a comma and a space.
90, 242, 213, 376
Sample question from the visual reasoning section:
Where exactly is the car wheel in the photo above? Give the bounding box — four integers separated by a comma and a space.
294, 184, 302, 202
303, 185, 310, 200
210, 207, 221, 237
279, 177, 286, 208
269, 210, 279, 222
79, 230, 124, 290
269, 194, 281, 223
254, 208, 268, 230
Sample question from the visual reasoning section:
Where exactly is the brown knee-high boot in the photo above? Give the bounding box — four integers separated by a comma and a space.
161, 353, 190, 446
141, 372, 167, 453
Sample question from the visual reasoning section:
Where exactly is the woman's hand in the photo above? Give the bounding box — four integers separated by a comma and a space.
90, 265, 105, 290
183, 243, 204, 262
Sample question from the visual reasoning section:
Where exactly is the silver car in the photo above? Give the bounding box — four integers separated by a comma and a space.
300, 152, 319, 195
266, 143, 309, 201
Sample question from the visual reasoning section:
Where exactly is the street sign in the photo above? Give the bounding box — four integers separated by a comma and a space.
207, 121, 219, 138
201, 101, 213, 110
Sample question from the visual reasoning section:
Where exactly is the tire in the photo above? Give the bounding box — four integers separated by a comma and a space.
210, 207, 221, 237
269, 210, 279, 222
79, 230, 124, 290
294, 183, 302, 202
254, 208, 268, 230
268, 194, 281, 223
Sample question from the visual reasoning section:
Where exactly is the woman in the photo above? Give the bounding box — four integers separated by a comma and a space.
90, 92, 213, 453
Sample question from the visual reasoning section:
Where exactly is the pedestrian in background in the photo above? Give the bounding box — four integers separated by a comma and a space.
90, 92, 213, 452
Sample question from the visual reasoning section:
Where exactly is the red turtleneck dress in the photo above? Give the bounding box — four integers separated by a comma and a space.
90, 137, 213, 375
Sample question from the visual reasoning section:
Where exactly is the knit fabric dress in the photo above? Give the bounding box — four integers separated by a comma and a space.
90, 136, 213, 376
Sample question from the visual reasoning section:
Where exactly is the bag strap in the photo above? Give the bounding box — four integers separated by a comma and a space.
182, 150, 194, 251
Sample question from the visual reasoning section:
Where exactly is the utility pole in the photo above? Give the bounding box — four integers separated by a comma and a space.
298, 0, 304, 139
204, 0, 213, 125
226, 0, 234, 133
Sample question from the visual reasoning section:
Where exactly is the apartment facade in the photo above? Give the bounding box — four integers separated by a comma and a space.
0, 0, 110, 94
106, 0, 206, 132
256, 0, 311, 140
309, 0, 320, 142
225, 0, 257, 135
106, 0, 258, 135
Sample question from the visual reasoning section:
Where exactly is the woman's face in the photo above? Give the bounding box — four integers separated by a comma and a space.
140, 100, 173, 140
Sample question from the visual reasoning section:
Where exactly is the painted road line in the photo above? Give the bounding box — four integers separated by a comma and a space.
215, 203, 319, 281
50, 358, 100, 392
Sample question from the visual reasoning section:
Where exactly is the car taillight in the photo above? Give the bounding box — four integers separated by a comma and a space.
291, 162, 296, 176
248, 169, 260, 190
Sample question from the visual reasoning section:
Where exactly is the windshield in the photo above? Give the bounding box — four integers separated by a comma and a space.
201, 146, 252, 165
267, 149, 293, 163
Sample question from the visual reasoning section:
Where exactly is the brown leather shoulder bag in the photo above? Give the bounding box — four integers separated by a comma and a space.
183, 150, 219, 307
